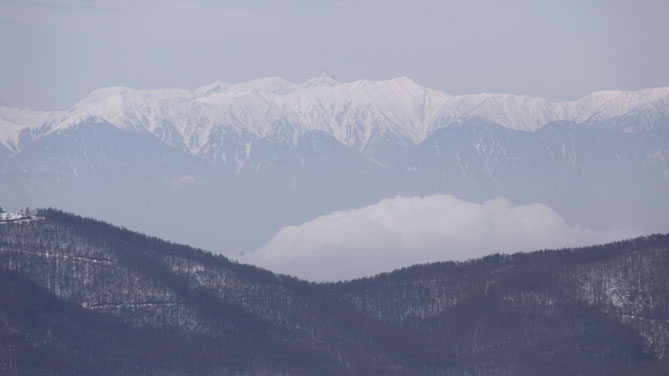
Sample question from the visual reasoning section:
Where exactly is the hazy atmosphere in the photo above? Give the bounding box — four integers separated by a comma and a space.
2, 1, 669, 374
2, 0, 669, 110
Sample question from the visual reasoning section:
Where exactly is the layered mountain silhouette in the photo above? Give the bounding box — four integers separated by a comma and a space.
0, 209, 668, 375
1, 77, 667, 253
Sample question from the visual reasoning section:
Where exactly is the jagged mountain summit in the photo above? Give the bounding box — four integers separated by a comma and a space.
0, 209, 668, 375
1, 76, 668, 254
2, 75, 668, 156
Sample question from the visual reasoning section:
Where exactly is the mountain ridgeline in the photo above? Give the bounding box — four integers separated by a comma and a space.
1, 77, 668, 252
1, 209, 668, 375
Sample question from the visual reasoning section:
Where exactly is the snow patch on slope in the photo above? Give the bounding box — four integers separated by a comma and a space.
0, 105, 63, 151
245, 195, 640, 281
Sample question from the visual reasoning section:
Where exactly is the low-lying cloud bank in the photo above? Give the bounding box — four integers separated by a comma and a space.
243, 195, 639, 281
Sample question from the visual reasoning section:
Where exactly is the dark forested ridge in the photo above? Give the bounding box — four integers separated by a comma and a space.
0, 209, 668, 375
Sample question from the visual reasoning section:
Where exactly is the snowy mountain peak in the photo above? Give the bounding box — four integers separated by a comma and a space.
81, 86, 133, 102
304, 70, 338, 87
191, 82, 223, 98
1, 78, 668, 155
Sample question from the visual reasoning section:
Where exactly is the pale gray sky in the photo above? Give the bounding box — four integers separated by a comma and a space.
1, 0, 668, 110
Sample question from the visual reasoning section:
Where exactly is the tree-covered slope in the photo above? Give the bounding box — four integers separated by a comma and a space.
1, 209, 668, 375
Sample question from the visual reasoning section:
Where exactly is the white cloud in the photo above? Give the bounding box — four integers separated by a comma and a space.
243, 195, 639, 281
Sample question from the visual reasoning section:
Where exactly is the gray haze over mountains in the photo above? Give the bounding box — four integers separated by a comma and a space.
1, 76, 667, 279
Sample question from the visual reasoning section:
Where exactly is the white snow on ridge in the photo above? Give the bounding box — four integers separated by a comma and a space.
2, 75, 668, 154
0, 211, 40, 223
0, 105, 64, 151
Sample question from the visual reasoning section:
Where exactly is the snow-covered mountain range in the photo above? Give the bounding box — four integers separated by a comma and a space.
1, 74, 668, 253
2, 72, 668, 157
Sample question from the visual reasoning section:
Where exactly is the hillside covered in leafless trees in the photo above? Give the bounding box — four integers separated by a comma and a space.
1, 209, 667, 375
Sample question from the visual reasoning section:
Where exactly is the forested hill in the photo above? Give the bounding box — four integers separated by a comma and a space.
1, 208, 668, 375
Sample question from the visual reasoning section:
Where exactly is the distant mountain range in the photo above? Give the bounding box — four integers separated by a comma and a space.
1, 209, 668, 375
3, 73, 668, 154
1, 75, 668, 253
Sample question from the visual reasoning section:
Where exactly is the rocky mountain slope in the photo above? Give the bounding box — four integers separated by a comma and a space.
1, 209, 668, 375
